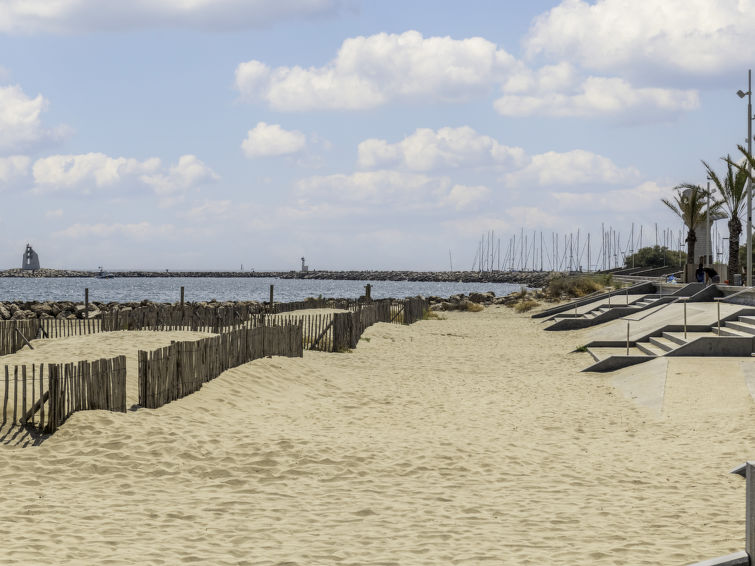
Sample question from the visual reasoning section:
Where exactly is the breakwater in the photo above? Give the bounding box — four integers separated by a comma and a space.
0, 268, 550, 287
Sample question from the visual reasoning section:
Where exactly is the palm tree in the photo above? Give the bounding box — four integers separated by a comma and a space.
703, 156, 749, 280
662, 184, 720, 267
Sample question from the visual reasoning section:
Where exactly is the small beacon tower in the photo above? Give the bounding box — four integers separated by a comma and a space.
21, 244, 40, 271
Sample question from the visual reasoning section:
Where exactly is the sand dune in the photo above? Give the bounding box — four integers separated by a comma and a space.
0, 306, 752, 564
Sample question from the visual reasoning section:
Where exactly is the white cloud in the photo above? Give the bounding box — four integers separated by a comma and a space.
296, 170, 491, 214
0, 85, 68, 153
0, 154, 30, 184
181, 200, 232, 221
0, 0, 344, 33
55, 222, 175, 240
552, 181, 670, 212
504, 206, 560, 229
442, 215, 512, 238
241, 122, 306, 157
504, 149, 640, 187
44, 208, 63, 218
32, 153, 160, 191
358, 126, 526, 171
297, 170, 450, 208
444, 184, 491, 210
524, 0, 755, 81
141, 154, 219, 196
235, 30, 518, 111
494, 76, 699, 118
30, 152, 218, 206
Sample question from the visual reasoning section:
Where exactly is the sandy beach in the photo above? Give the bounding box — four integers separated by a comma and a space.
0, 305, 752, 564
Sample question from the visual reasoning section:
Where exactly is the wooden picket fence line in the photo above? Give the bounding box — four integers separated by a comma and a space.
2, 356, 127, 434
0, 297, 429, 356
0, 319, 41, 356
271, 297, 429, 352
138, 324, 303, 409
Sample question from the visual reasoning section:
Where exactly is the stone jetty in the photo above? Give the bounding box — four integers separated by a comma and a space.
0, 288, 547, 321
0, 268, 550, 287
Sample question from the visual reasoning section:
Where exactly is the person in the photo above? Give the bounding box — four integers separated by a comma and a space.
695, 263, 705, 283
703, 266, 720, 283
666, 274, 676, 283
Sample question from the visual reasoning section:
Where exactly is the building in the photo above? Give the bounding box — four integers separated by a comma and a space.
21, 244, 40, 270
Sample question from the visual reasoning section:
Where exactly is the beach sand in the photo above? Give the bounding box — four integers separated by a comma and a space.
0, 306, 753, 564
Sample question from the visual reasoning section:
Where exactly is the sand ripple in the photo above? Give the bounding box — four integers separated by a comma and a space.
0, 307, 751, 564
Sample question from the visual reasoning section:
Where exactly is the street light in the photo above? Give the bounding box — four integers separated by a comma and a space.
737, 70, 753, 286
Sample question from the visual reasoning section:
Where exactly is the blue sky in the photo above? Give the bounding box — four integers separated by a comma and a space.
0, 0, 752, 271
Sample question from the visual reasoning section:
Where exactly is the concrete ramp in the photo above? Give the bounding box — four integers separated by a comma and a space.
609, 357, 668, 417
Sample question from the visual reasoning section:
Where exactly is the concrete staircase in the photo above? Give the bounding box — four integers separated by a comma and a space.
546, 295, 670, 330
583, 315, 755, 372
717, 315, 755, 337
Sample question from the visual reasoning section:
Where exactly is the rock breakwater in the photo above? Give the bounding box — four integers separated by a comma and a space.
0, 268, 550, 287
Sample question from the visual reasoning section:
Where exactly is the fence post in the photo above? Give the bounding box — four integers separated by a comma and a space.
626, 321, 630, 356
365, 284, 371, 300
269, 285, 274, 314
84, 288, 89, 320
180, 286, 184, 309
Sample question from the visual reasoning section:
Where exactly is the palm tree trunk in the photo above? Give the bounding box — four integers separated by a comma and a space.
729, 216, 742, 282
686, 229, 696, 265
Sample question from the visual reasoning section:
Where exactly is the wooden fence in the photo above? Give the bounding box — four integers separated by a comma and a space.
138, 324, 303, 409
0, 319, 41, 356
1, 295, 428, 356
2, 356, 127, 434
271, 297, 429, 352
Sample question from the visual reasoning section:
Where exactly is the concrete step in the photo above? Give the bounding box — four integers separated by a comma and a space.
648, 336, 678, 352
717, 327, 752, 337
663, 330, 718, 345
636, 341, 665, 356
587, 346, 650, 362
725, 320, 755, 336
739, 315, 755, 325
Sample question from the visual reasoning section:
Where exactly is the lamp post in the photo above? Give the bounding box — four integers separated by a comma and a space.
737, 69, 753, 286
706, 179, 711, 265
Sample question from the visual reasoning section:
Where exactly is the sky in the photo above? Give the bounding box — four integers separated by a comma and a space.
0, 0, 753, 271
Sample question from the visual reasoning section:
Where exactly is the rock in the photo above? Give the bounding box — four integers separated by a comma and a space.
469, 291, 495, 303
30, 303, 53, 316
0, 304, 10, 320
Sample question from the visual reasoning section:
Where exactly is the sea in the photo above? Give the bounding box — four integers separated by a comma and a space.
0, 277, 526, 304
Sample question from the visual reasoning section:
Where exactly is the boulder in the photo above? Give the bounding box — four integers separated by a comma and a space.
469, 291, 495, 304
30, 303, 54, 316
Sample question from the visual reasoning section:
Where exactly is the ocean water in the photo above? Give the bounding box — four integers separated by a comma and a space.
0, 277, 526, 304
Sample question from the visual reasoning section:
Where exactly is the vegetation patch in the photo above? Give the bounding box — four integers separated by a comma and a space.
546, 274, 611, 298
514, 299, 540, 313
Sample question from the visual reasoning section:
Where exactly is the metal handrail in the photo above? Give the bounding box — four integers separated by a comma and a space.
622, 296, 681, 322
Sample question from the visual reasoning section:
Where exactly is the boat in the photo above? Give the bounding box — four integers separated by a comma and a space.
97, 267, 115, 279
